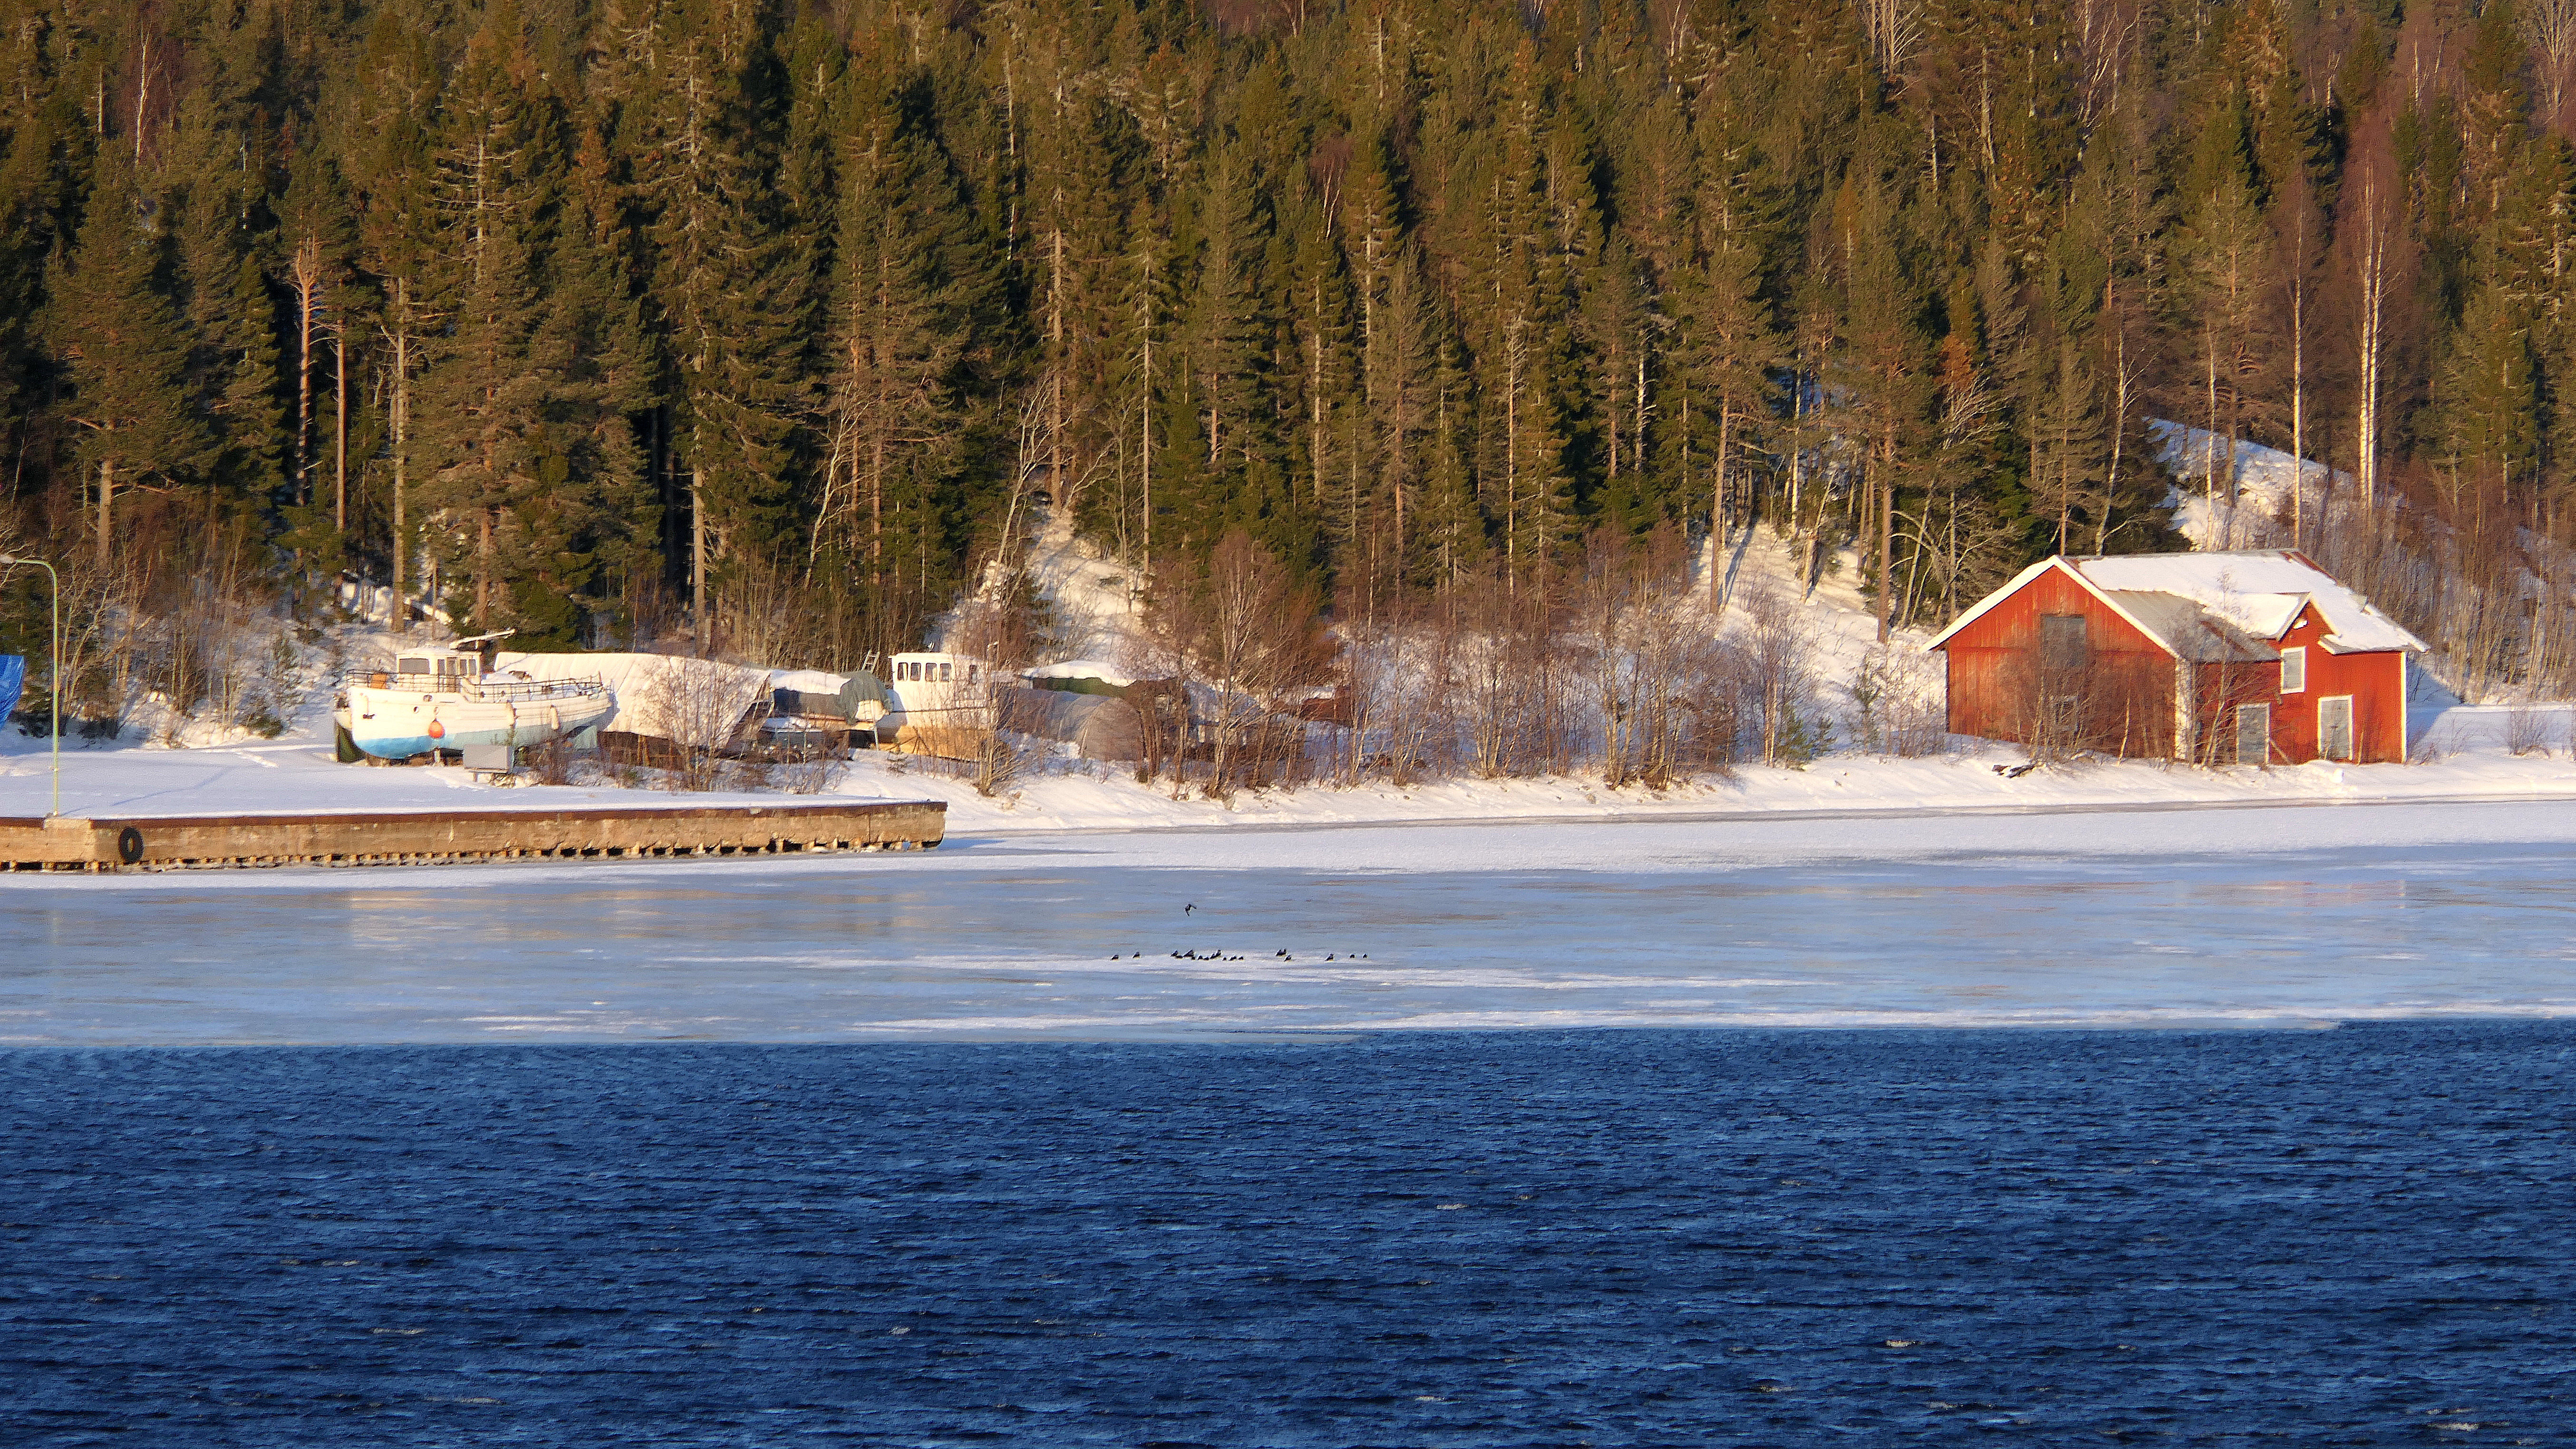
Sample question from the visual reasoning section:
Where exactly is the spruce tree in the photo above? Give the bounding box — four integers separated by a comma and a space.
630, 0, 812, 649
821, 103, 990, 657
49, 161, 210, 566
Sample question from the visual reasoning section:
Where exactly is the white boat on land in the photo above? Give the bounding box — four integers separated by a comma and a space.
333, 631, 613, 763
880, 651, 995, 758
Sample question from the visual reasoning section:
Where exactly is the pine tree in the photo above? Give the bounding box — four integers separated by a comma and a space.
159, 82, 285, 515
2434, 281, 2539, 510
349, 2, 444, 614
820, 100, 993, 657
2030, 332, 2105, 554
1178, 141, 1280, 551
49, 156, 212, 567
520, 179, 657, 647
629, 0, 812, 650
416, 0, 560, 635
1414, 328, 1487, 589
1831, 175, 1930, 640
2173, 158, 2275, 507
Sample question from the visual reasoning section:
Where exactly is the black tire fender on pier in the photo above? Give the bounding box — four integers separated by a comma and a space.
116, 827, 145, 865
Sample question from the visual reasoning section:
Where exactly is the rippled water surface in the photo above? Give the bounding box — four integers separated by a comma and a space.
6, 1027, 2574, 1444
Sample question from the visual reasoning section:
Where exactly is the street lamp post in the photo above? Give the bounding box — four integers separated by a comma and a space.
0, 553, 60, 818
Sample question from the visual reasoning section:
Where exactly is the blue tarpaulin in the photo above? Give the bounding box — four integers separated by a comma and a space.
0, 654, 22, 724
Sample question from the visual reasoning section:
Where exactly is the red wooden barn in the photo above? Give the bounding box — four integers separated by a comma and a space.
1926, 551, 2428, 764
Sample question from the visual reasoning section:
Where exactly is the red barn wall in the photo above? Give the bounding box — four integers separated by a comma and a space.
2266, 602, 2409, 763
1940, 566, 2176, 756
2187, 657, 2284, 764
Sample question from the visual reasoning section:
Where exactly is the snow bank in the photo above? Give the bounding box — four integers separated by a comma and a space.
12, 697, 2570, 841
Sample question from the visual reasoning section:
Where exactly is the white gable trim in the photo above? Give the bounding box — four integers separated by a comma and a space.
1926, 556, 2189, 660
1923, 558, 2054, 650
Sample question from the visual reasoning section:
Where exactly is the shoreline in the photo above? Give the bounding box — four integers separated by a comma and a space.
954, 783, 2576, 839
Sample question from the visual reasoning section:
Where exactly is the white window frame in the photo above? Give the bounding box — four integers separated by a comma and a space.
2279, 645, 2306, 695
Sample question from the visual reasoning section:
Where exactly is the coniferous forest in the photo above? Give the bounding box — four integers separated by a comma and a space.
2, 0, 2574, 729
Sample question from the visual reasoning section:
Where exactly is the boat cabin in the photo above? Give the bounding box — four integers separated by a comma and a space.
391, 631, 518, 684
880, 651, 995, 758
394, 647, 483, 682
885, 652, 988, 688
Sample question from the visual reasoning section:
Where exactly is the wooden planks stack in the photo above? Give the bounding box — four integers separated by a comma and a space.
0, 799, 947, 872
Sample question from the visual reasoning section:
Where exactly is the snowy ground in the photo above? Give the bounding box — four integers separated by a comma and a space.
7, 800, 2575, 1043
5, 695, 2572, 833
10, 517, 2569, 832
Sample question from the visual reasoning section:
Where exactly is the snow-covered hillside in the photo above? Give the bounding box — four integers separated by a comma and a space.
2150, 419, 2337, 551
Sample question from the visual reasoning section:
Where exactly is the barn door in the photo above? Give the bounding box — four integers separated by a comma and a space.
2235, 703, 2270, 765
2318, 696, 2355, 762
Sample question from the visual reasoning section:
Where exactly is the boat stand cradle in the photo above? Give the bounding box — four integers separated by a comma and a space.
0, 800, 947, 872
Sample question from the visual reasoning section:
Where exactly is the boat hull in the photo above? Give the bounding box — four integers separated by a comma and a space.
337, 684, 613, 761
881, 715, 988, 760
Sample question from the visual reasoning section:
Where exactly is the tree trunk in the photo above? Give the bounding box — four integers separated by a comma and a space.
2098, 305, 2129, 556
1503, 318, 1521, 592
2203, 326, 2220, 510
1877, 434, 1894, 643
2355, 182, 2387, 510
475, 510, 494, 634
691, 467, 709, 655
95, 456, 113, 567
2290, 219, 2307, 544
291, 246, 318, 509
387, 283, 415, 619
1711, 402, 1733, 615
1049, 222, 1066, 508
333, 328, 348, 533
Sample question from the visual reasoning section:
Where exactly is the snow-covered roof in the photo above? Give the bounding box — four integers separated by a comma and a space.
1926, 551, 2427, 660
495, 651, 772, 740
2097, 590, 2276, 662
2070, 551, 2427, 654
1022, 658, 1136, 688
770, 668, 857, 695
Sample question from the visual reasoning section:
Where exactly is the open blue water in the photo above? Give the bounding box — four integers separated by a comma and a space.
5, 1025, 2572, 1444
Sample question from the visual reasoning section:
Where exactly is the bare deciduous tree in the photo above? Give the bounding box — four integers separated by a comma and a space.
637, 655, 764, 791
1134, 531, 1327, 798
1734, 576, 1826, 766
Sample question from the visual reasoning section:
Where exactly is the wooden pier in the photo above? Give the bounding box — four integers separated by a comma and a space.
0, 798, 947, 873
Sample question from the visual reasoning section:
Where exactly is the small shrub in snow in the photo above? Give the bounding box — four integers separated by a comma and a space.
1852, 645, 1949, 758
1767, 705, 1833, 769
970, 733, 1028, 798
2505, 703, 2558, 758
776, 747, 846, 795
1738, 576, 1825, 767
528, 737, 581, 786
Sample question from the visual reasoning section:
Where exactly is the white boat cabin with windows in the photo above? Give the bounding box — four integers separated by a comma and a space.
885, 653, 991, 689
879, 651, 995, 757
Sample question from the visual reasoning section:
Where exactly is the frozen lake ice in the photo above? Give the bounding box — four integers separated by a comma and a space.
5, 801, 2574, 1044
